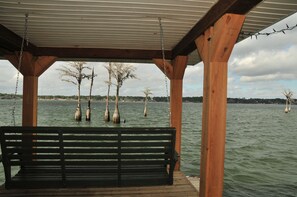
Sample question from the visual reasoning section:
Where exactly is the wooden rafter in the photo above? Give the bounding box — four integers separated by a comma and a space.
153, 58, 173, 79
0, 24, 36, 52
34, 47, 172, 61
171, 0, 262, 58
5, 52, 57, 77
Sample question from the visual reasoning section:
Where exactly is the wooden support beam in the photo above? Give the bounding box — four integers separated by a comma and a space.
0, 24, 36, 52
5, 52, 57, 126
171, 56, 188, 80
172, 0, 262, 58
22, 76, 38, 127
34, 47, 172, 61
170, 56, 188, 171
153, 56, 188, 170
195, 14, 245, 197
170, 79, 182, 171
34, 55, 57, 77
153, 59, 173, 79
5, 52, 57, 77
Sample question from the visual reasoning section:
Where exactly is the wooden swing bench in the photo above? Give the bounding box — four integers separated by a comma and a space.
0, 126, 177, 189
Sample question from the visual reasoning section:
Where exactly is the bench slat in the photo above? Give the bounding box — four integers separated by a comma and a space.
6, 148, 61, 154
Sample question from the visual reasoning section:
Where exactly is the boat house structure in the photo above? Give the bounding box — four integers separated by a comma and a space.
0, 0, 296, 196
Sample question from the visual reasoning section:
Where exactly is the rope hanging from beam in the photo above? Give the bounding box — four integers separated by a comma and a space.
158, 17, 170, 126
11, 13, 29, 126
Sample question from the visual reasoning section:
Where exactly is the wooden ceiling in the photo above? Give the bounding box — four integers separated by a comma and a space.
0, 0, 296, 64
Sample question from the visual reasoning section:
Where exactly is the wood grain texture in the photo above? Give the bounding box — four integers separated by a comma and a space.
0, 171, 198, 197
153, 56, 188, 171
172, 0, 262, 57
22, 76, 38, 127
5, 52, 57, 77
195, 14, 245, 197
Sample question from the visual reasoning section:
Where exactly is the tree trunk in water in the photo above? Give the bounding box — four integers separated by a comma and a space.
105, 64, 111, 122
285, 99, 289, 113
86, 68, 94, 121
75, 104, 82, 121
144, 98, 148, 117
113, 106, 120, 124
104, 106, 110, 122
104, 96, 110, 122
75, 83, 82, 121
113, 86, 120, 123
86, 100, 91, 121
144, 106, 147, 117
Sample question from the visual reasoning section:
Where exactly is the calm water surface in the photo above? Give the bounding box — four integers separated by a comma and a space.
0, 99, 296, 196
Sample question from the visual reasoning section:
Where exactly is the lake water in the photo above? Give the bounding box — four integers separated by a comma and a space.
0, 99, 296, 196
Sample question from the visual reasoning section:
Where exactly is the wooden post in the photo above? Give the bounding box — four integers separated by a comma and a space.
6, 52, 57, 126
195, 14, 245, 197
22, 76, 38, 126
153, 56, 188, 170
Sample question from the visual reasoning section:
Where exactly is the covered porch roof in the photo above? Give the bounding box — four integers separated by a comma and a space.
0, 0, 296, 64
1, 1, 297, 197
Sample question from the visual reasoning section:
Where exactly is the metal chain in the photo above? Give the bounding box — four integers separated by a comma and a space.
158, 17, 170, 126
11, 13, 29, 126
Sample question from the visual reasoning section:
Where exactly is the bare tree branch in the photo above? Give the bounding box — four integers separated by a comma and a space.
110, 63, 137, 88
61, 79, 77, 85
109, 62, 137, 123
57, 62, 93, 86
143, 87, 153, 97
56, 61, 94, 121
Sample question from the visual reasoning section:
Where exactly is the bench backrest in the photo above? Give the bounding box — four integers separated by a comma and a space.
0, 126, 176, 187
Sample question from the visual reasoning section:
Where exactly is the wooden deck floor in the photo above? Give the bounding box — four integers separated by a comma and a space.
0, 171, 199, 197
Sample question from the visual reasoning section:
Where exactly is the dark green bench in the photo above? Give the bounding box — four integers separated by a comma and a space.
0, 126, 177, 189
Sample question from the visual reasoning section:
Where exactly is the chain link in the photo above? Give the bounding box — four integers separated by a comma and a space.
158, 17, 170, 126
11, 13, 29, 126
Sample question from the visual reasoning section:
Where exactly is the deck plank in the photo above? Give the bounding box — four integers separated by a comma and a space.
0, 171, 199, 197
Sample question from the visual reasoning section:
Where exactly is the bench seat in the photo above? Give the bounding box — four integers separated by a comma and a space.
0, 126, 177, 189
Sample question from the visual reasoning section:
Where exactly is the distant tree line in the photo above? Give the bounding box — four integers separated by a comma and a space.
0, 93, 22, 99
227, 97, 286, 104
0, 93, 291, 105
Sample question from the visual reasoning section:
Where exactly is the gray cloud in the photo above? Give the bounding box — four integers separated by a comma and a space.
228, 13, 297, 90
183, 63, 203, 96
0, 60, 23, 93
231, 45, 297, 81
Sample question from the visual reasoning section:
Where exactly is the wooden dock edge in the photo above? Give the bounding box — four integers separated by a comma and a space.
0, 171, 199, 197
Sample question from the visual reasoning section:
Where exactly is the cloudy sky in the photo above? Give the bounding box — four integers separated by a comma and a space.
0, 13, 296, 99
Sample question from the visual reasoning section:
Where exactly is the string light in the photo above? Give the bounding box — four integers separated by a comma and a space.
240, 24, 297, 39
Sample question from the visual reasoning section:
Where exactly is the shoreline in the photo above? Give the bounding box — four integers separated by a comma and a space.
0, 97, 290, 105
